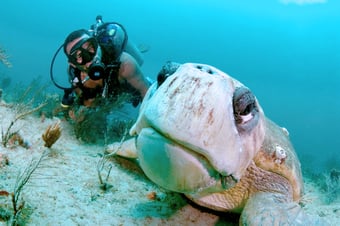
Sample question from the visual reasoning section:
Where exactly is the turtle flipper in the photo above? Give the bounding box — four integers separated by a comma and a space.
240, 192, 329, 225
105, 138, 138, 158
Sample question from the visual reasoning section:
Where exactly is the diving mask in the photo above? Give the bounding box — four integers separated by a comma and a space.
68, 37, 98, 65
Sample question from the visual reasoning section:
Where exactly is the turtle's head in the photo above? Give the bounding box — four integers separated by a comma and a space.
130, 63, 266, 194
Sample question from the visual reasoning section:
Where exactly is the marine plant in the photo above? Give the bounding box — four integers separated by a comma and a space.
0, 123, 61, 225
1, 102, 47, 147
0, 77, 62, 147
72, 93, 136, 144
41, 121, 61, 148
322, 168, 340, 204
0, 150, 49, 225
0, 46, 12, 68
6, 76, 48, 105
96, 156, 113, 191
9, 150, 49, 225
96, 126, 130, 191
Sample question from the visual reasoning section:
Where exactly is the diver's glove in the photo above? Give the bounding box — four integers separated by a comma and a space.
61, 88, 75, 108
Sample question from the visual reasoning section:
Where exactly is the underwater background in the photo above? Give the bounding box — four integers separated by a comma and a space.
0, 0, 339, 175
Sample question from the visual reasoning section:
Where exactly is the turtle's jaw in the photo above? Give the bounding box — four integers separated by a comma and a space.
136, 128, 237, 194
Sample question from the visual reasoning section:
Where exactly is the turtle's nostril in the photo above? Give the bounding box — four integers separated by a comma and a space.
195, 64, 215, 74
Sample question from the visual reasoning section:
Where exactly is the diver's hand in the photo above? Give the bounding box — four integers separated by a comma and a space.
68, 106, 86, 123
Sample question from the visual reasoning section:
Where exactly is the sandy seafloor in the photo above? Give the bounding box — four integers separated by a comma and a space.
0, 103, 339, 226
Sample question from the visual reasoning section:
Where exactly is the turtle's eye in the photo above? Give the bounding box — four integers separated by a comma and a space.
157, 61, 181, 87
233, 87, 259, 132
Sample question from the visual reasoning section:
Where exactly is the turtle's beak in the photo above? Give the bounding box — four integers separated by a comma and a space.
136, 128, 236, 194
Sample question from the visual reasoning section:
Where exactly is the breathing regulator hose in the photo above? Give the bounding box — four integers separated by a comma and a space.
50, 43, 75, 107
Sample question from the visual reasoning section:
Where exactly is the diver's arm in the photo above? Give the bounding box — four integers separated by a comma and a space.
125, 40, 144, 66
119, 52, 150, 98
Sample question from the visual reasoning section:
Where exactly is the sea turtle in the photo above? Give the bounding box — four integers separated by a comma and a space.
107, 62, 327, 225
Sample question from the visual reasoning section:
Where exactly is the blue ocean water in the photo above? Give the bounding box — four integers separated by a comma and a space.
0, 0, 339, 174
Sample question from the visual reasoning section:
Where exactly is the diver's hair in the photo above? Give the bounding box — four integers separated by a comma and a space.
63, 29, 91, 54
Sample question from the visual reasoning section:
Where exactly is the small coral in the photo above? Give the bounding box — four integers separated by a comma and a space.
42, 122, 61, 148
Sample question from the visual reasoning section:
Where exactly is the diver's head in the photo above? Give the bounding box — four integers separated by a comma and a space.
64, 29, 105, 80
64, 30, 98, 66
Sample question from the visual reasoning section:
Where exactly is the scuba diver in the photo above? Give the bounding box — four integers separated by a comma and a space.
50, 15, 152, 143
51, 15, 151, 108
